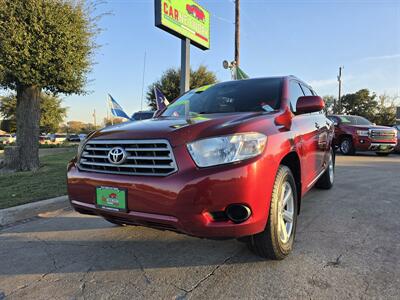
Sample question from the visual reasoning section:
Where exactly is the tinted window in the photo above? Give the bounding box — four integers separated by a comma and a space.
338, 116, 372, 125
132, 112, 154, 120
289, 81, 305, 112
162, 78, 283, 117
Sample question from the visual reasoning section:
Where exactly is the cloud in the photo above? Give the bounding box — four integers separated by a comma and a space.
361, 53, 400, 61
309, 75, 354, 88
309, 78, 337, 88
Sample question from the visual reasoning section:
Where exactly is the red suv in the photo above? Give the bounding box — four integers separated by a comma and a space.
328, 115, 398, 156
68, 77, 335, 259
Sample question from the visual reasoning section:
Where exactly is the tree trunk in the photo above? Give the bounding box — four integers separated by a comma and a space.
15, 85, 41, 171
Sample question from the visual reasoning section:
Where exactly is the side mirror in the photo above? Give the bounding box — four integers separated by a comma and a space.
296, 96, 325, 114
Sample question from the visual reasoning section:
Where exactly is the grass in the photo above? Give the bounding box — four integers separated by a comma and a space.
0, 149, 76, 209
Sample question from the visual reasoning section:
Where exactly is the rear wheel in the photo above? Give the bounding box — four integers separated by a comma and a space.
247, 166, 298, 260
340, 137, 355, 155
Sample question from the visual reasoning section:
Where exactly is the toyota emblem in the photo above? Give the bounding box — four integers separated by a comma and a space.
107, 147, 127, 165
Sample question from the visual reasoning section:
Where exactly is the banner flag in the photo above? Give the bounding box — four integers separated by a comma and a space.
154, 86, 170, 110
108, 94, 131, 120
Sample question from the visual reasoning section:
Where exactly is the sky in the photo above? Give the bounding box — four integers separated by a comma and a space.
56, 0, 400, 122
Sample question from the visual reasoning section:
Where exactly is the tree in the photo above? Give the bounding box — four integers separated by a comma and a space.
322, 95, 336, 115
0, 0, 100, 171
0, 93, 67, 133
66, 121, 86, 133
373, 94, 398, 126
146, 65, 218, 110
103, 117, 124, 127
340, 89, 378, 121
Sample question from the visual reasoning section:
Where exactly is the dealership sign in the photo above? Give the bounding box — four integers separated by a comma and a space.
155, 0, 210, 50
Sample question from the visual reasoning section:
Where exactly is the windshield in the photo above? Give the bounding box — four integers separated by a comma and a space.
161, 78, 283, 117
339, 116, 372, 126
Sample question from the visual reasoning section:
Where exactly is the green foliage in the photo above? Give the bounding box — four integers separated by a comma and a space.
341, 89, 378, 121
0, 0, 99, 94
0, 93, 67, 132
340, 89, 398, 126
146, 65, 218, 110
373, 94, 399, 126
322, 95, 336, 114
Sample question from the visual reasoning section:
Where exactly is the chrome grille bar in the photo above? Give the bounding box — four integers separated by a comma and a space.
78, 139, 178, 176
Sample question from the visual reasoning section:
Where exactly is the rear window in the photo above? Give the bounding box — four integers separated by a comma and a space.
162, 78, 283, 117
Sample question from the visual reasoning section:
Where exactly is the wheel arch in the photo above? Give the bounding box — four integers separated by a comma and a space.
279, 151, 302, 214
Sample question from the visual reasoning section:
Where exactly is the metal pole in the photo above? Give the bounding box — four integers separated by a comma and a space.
235, 0, 240, 67
140, 51, 147, 111
180, 38, 190, 95
338, 67, 343, 114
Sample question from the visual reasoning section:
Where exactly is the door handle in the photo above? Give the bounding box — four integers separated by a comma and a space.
315, 122, 320, 129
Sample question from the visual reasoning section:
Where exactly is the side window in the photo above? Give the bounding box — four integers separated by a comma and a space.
289, 81, 305, 112
301, 85, 313, 96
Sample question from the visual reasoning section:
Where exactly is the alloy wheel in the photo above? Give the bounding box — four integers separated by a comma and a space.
278, 181, 294, 244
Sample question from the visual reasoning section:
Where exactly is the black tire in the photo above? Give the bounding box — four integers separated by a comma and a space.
315, 149, 335, 189
339, 137, 355, 155
376, 152, 390, 156
104, 217, 126, 226
247, 166, 298, 260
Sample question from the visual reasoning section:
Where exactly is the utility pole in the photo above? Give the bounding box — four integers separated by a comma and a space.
93, 109, 97, 129
235, 0, 240, 67
337, 66, 343, 114
140, 51, 147, 111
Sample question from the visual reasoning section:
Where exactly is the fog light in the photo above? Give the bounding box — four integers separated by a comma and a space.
225, 204, 252, 223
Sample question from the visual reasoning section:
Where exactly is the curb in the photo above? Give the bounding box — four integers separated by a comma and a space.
0, 195, 69, 226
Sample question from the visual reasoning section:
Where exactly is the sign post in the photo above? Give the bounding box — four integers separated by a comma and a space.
155, 0, 210, 95
180, 38, 190, 94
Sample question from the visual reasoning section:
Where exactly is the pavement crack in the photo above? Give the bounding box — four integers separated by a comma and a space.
173, 249, 241, 299
131, 251, 151, 284
324, 253, 342, 268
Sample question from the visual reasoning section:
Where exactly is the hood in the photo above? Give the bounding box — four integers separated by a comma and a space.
90, 112, 274, 147
342, 124, 395, 131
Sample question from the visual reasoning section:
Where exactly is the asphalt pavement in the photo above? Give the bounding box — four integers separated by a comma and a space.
1, 153, 399, 299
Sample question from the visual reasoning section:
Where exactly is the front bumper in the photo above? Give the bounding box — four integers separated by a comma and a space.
353, 137, 397, 152
67, 146, 278, 238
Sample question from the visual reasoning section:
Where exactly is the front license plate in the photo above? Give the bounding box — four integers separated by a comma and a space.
96, 187, 127, 212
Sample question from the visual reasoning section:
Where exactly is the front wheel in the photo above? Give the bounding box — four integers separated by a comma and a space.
247, 166, 298, 260
340, 137, 355, 155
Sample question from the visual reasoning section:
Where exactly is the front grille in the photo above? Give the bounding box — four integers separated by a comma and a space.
78, 139, 178, 176
369, 129, 396, 141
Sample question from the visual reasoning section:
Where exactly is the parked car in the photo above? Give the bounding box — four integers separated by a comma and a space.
68, 76, 335, 260
50, 133, 67, 143
0, 134, 15, 144
131, 111, 155, 121
394, 125, 400, 153
328, 115, 398, 156
79, 134, 87, 141
39, 135, 52, 144
67, 134, 81, 142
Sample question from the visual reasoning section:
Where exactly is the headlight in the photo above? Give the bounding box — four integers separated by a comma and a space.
187, 132, 267, 167
356, 130, 369, 137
